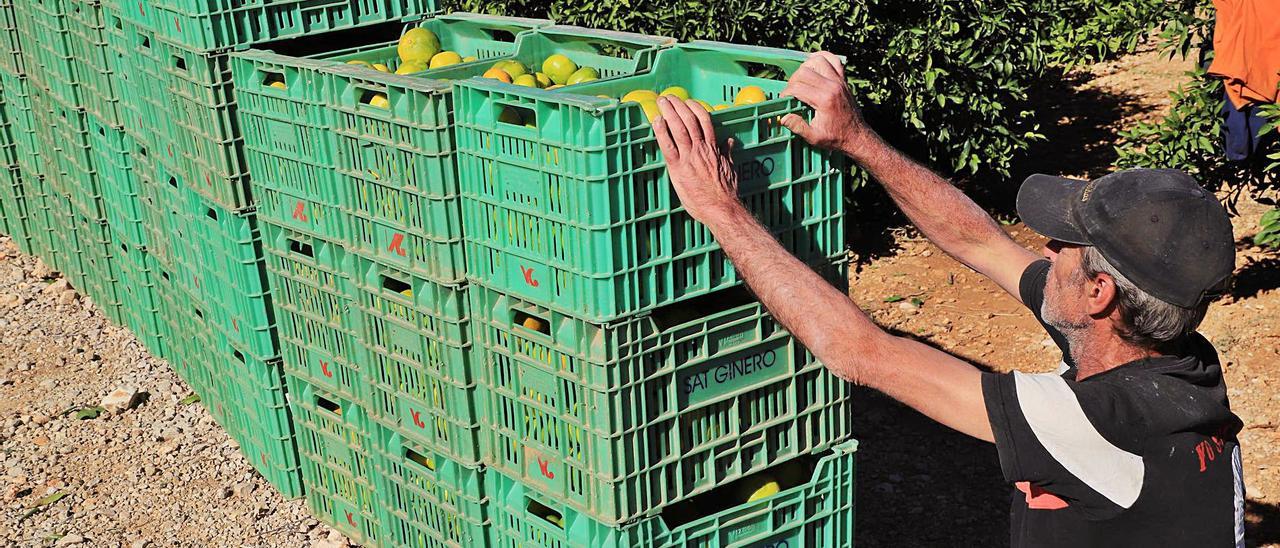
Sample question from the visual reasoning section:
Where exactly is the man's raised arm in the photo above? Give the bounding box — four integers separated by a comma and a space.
780, 53, 1039, 301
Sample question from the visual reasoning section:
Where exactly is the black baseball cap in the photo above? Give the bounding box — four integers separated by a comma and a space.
1016, 168, 1235, 308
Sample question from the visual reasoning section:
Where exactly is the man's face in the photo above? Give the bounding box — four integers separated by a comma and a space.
1041, 240, 1092, 334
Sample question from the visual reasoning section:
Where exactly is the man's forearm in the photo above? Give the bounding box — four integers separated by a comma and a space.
703, 204, 994, 441
848, 135, 1012, 269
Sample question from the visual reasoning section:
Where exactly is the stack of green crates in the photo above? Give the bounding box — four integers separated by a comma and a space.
98, 0, 441, 502
448, 39, 856, 546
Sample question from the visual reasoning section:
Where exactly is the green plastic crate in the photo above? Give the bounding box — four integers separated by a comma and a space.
105, 9, 163, 149
0, 2, 25, 75
148, 0, 434, 52
454, 41, 845, 321
261, 222, 362, 397
211, 331, 304, 499
3, 72, 47, 180
138, 158, 188, 272
324, 24, 670, 283
150, 37, 249, 210
72, 211, 125, 323
0, 166, 33, 251
472, 281, 855, 524
67, 1, 123, 126
288, 375, 382, 545
89, 116, 148, 248
375, 428, 488, 548
22, 174, 59, 263
15, 0, 80, 109
347, 255, 483, 464
179, 189, 278, 357
41, 191, 83, 277
488, 440, 857, 548
37, 92, 104, 220
112, 233, 169, 359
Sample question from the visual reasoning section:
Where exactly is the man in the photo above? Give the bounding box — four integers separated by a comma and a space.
650, 52, 1245, 546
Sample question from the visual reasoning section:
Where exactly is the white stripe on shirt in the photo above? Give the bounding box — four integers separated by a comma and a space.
1014, 371, 1146, 508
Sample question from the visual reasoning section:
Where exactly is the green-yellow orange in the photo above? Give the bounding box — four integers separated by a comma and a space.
463, 55, 478, 63
372, 63, 390, 73
429, 51, 463, 69
512, 74, 539, 88
566, 67, 599, 85
734, 85, 767, 105
534, 72, 552, 88
542, 54, 577, 85
395, 60, 428, 75
639, 99, 660, 123
482, 67, 512, 83
747, 480, 781, 502
660, 86, 691, 100
621, 89, 658, 104
693, 99, 713, 112
398, 28, 441, 64
495, 60, 528, 78
369, 93, 390, 109
346, 59, 372, 68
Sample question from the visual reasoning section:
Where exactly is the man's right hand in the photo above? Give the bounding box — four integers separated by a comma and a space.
780, 52, 878, 161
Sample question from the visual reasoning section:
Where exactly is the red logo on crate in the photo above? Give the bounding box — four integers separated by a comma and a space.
136, 3, 143, 17
205, 174, 212, 188
411, 409, 425, 429
292, 202, 309, 222
232, 319, 240, 333
346, 511, 356, 528
261, 453, 267, 465
388, 234, 408, 257
173, 17, 180, 33
320, 361, 333, 378
167, 143, 174, 158
537, 457, 555, 480
520, 265, 540, 288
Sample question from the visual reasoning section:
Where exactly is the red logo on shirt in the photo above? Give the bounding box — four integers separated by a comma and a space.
1016, 482, 1069, 510
1195, 435, 1227, 473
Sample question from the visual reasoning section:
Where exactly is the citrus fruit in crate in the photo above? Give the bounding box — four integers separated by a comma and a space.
542, 54, 578, 85
660, 86, 691, 100
567, 67, 599, 85
399, 27, 441, 64
430, 51, 463, 69
735, 85, 767, 105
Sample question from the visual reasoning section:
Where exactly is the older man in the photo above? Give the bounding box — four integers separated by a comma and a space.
651, 53, 1244, 546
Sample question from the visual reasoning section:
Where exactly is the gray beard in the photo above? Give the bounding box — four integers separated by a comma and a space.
1041, 297, 1089, 366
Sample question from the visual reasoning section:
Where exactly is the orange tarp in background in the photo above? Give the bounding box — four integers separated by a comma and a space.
1208, 0, 1280, 108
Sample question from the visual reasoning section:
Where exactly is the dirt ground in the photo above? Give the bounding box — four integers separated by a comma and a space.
0, 43, 1277, 546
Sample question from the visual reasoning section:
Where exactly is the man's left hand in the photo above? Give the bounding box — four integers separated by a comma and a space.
652, 96, 742, 225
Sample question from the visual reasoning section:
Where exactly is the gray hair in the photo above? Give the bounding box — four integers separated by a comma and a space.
1080, 247, 1209, 347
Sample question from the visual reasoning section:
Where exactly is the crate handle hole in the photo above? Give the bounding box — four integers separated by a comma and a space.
381, 275, 412, 296
497, 105, 535, 128
288, 239, 314, 258
205, 208, 218, 221
526, 499, 563, 529
192, 307, 204, 320
358, 89, 388, 109
484, 29, 518, 43
736, 61, 789, 81
405, 448, 435, 471
316, 395, 342, 416
262, 71, 287, 90
172, 56, 187, 73
232, 350, 246, 364
167, 177, 177, 188
513, 311, 550, 335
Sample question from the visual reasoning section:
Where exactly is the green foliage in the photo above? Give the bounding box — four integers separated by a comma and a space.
1256, 207, 1280, 247
1040, 0, 1185, 70
445, 0, 1053, 177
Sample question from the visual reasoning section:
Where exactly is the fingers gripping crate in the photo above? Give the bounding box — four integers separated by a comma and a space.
454, 41, 845, 321
488, 440, 858, 548
472, 282, 856, 525
348, 256, 483, 465
288, 376, 382, 545
375, 427, 489, 547
147, 0, 435, 52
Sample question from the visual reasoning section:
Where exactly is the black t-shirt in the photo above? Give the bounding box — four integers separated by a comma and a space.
982, 260, 1246, 547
